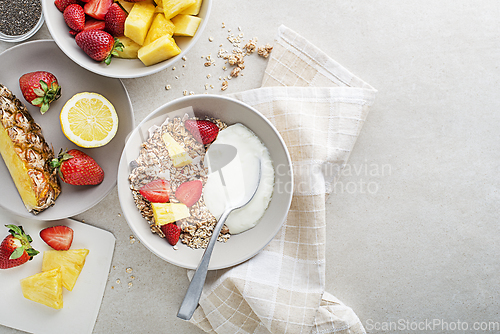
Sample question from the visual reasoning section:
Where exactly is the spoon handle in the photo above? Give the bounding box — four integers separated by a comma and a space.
177, 209, 232, 320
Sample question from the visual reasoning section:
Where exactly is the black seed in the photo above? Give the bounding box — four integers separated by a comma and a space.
0, 0, 42, 36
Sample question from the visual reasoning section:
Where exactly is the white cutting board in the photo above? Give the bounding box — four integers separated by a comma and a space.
0, 207, 115, 334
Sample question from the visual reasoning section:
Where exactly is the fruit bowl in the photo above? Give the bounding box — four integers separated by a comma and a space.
42, 0, 212, 78
117, 95, 293, 270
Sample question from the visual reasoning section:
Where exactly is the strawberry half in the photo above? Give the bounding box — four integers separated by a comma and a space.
139, 179, 170, 203
105, 3, 127, 37
161, 223, 180, 246
51, 149, 104, 186
0, 225, 39, 269
175, 180, 202, 207
75, 29, 123, 65
184, 120, 219, 145
84, 0, 113, 20
63, 4, 85, 32
40, 225, 74, 251
19, 71, 61, 114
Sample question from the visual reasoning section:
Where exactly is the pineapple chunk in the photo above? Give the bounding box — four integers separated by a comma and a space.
155, 5, 164, 13
20, 268, 63, 310
152, 202, 190, 225
171, 14, 201, 37
42, 249, 89, 291
138, 35, 181, 66
124, 0, 156, 45
116, 36, 141, 59
161, 132, 192, 167
162, 0, 196, 19
143, 13, 175, 45
117, 0, 134, 13
180, 0, 202, 15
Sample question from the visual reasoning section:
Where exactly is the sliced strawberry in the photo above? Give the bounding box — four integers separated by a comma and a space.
84, 18, 106, 31
40, 225, 74, 251
64, 4, 86, 32
84, 0, 113, 20
161, 223, 180, 246
139, 179, 170, 203
184, 120, 219, 145
175, 180, 202, 207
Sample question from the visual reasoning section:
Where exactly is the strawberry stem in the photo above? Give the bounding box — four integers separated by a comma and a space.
104, 38, 124, 65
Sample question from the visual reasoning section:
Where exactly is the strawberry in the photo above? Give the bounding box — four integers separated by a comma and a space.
40, 225, 74, 251
139, 179, 170, 203
175, 180, 202, 207
63, 4, 85, 32
69, 19, 106, 36
84, 0, 113, 20
54, 0, 81, 12
0, 225, 39, 269
19, 71, 61, 114
75, 29, 123, 65
105, 3, 127, 37
161, 223, 180, 246
184, 120, 219, 145
51, 149, 104, 185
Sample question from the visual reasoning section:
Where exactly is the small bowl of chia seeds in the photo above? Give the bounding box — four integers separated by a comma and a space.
0, 0, 44, 42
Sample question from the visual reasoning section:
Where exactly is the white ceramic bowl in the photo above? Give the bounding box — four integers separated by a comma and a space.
117, 95, 293, 269
42, 0, 211, 78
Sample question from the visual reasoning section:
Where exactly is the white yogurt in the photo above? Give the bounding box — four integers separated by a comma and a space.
203, 123, 274, 234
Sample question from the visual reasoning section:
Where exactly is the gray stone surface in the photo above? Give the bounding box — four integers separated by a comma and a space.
1, 0, 499, 333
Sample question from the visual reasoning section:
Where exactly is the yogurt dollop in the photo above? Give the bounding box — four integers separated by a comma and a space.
203, 123, 274, 234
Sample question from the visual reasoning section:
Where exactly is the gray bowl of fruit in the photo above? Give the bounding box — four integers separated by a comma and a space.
42, 0, 212, 78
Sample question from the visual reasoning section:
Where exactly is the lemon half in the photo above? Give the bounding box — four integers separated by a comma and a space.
60, 92, 118, 148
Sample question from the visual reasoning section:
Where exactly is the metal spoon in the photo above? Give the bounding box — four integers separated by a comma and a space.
177, 157, 261, 320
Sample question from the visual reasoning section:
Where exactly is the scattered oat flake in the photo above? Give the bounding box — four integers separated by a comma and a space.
221, 81, 228, 91
182, 56, 187, 61
111, 286, 114, 289
165, 85, 171, 90
128, 282, 133, 287
130, 275, 135, 280
204, 62, 212, 67
190, 91, 195, 95
208, 36, 213, 42
113, 266, 116, 269
172, 67, 176, 70
183, 90, 188, 96
175, 75, 179, 79
206, 74, 211, 79
182, 64, 186, 68
126, 267, 133, 273
116, 279, 121, 284
173, 245, 179, 250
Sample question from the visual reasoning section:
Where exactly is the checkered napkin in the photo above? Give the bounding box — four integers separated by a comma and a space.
188, 25, 377, 333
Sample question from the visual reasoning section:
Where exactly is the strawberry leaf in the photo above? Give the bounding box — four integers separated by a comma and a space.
31, 97, 44, 105
39, 79, 48, 92
33, 88, 45, 97
9, 246, 24, 260
40, 103, 49, 114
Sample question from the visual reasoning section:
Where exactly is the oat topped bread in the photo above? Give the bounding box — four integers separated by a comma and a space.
128, 115, 231, 249
0, 84, 61, 214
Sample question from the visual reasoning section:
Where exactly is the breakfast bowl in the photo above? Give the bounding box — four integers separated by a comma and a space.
42, 0, 212, 78
117, 95, 293, 270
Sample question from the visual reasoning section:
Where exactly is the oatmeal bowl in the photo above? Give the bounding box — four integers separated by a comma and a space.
117, 95, 293, 270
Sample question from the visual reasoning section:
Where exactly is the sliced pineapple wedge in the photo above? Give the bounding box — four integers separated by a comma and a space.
20, 267, 63, 309
124, 0, 156, 45
152, 202, 190, 225
116, 36, 141, 59
42, 249, 89, 291
161, 132, 192, 167
180, 0, 202, 15
143, 13, 175, 45
171, 14, 201, 37
162, 0, 196, 19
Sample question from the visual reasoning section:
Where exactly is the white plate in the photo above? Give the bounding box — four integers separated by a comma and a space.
117, 95, 293, 270
42, 0, 212, 78
0, 207, 115, 334
0, 40, 134, 220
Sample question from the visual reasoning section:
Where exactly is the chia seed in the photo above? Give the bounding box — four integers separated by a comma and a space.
0, 0, 42, 36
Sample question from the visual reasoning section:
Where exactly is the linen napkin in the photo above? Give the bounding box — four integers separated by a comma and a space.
188, 25, 377, 333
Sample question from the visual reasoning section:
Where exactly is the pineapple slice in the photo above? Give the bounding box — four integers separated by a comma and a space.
0, 84, 61, 214
180, 0, 202, 15
161, 132, 192, 167
171, 14, 201, 37
124, 0, 156, 45
155, 5, 164, 13
117, 0, 134, 13
152, 202, 190, 225
116, 36, 141, 59
162, 0, 196, 19
42, 249, 89, 291
20, 268, 63, 309
143, 13, 175, 45
138, 35, 181, 66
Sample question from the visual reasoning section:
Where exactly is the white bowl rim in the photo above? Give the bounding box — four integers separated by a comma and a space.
117, 94, 294, 269
42, 0, 212, 79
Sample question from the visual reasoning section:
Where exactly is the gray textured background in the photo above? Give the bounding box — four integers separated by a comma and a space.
1, 0, 499, 333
